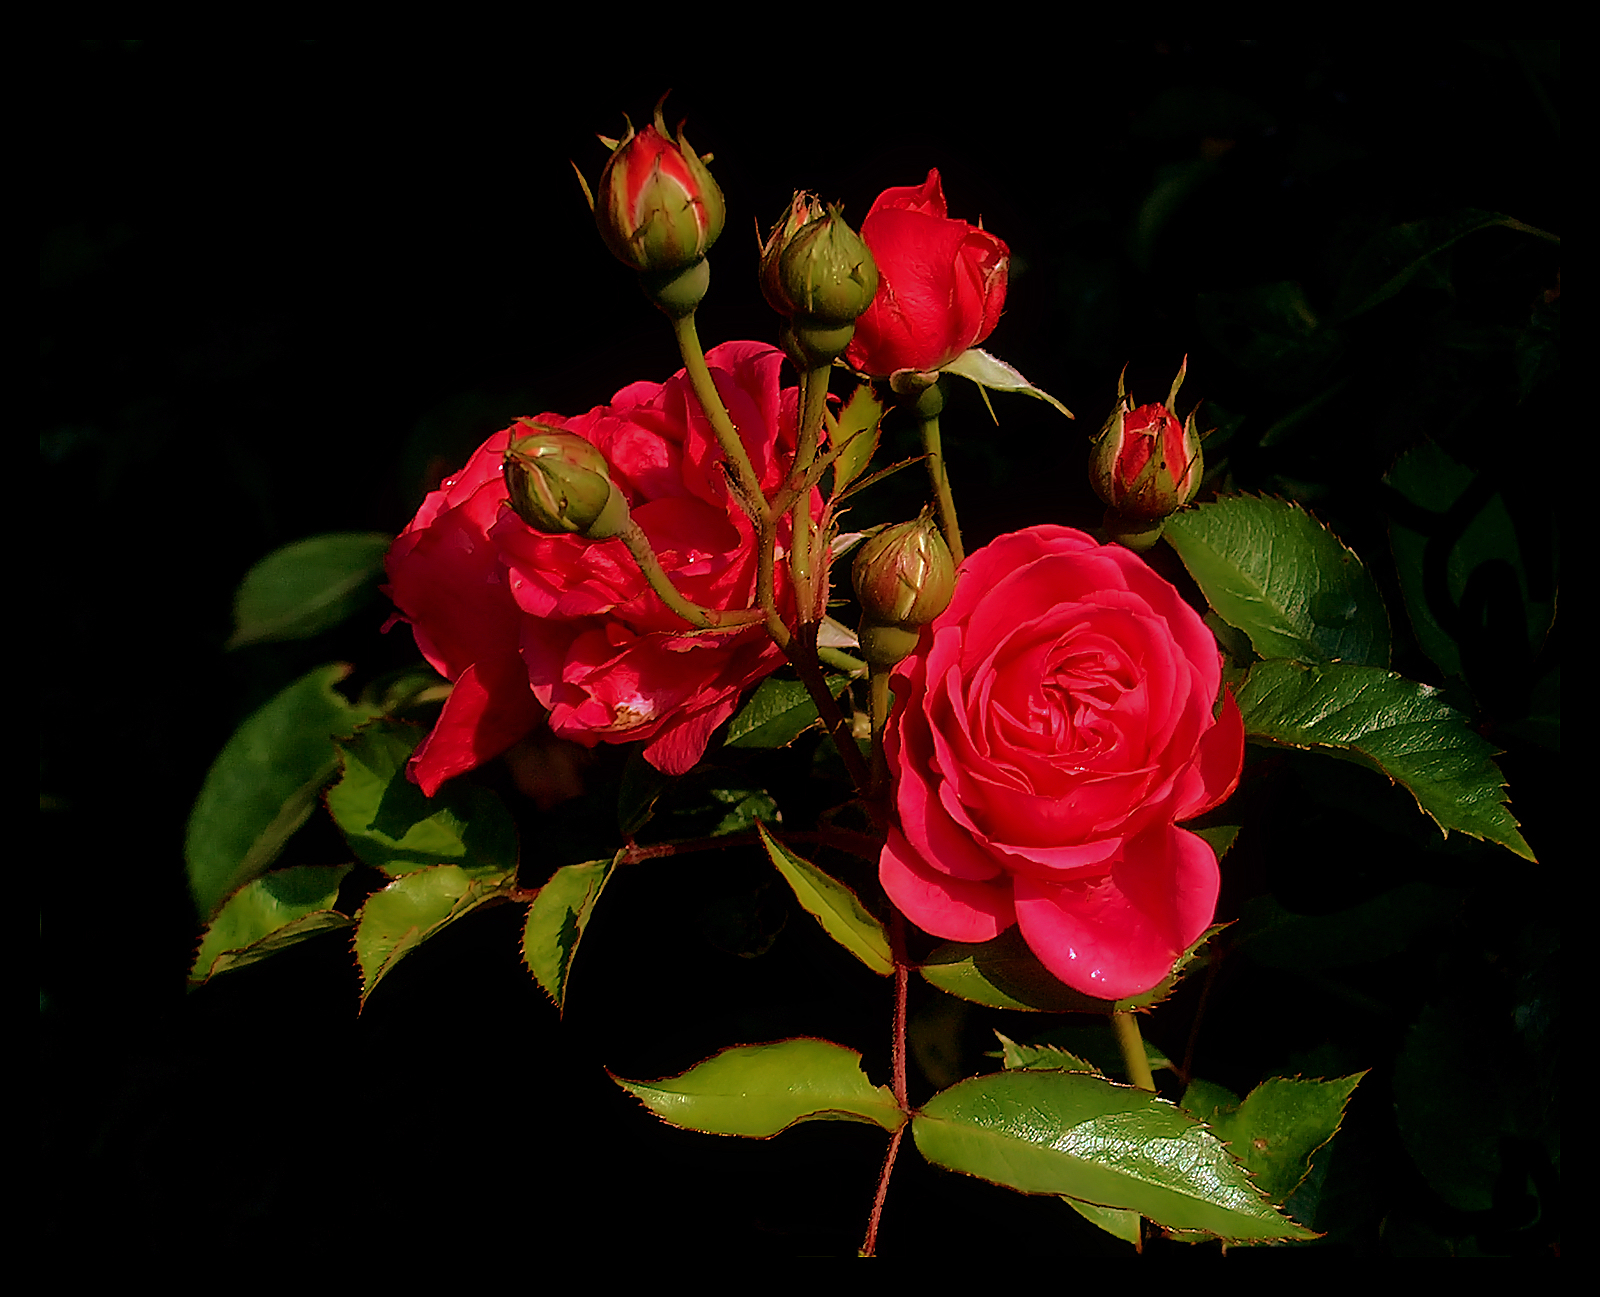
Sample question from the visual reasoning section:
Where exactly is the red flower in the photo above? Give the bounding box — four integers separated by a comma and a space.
385, 341, 814, 795
880, 526, 1244, 1000
844, 170, 1009, 378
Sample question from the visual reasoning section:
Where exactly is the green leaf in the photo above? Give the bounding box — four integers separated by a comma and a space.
1066, 1200, 1144, 1249
352, 865, 511, 1007
942, 347, 1075, 420
921, 927, 1112, 1013
996, 1031, 1099, 1074
189, 864, 353, 983
612, 1038, 904, 1137
1165, 496, 1391, 667
758, 825, 891, 976
326, 718, 518, 877
1238, 882, 1462, 970
1385, 441, 1556, 684
1193, 1074, 1364, 1207
829, 383, 883, 494
1236, 658, 1533, 859
521, 854, 618, 1013
708, 786, 780, 837
185, 664, 381, 917
913, 1070, 1314, 1241
724, 675, 849, 749
227, 532, 392, 649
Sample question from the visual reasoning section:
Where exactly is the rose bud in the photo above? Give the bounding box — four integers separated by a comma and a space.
759, 191, 825, 316
853, 511, 956, 668
580, 101, 725, 279
502, 424, 630, 541
1090, 359, 1204, 548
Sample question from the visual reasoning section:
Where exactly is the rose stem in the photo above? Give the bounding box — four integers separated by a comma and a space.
787, 363, 832, 633
1112, 1009, 1158, 1093
914, 381, 963, 568
669, 310, 770, 527
868, 664, 893, 800
861, 912, 911, 1258
618, 521, 763, 630
817, 646, 866, 674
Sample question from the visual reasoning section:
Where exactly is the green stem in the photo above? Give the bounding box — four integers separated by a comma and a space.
619, 522, 763, 631
914, 382, 962, 567
788, 364, 832, 629
670, 310, 770, 526
869, 666, 893, 800
1112, 1010, 1157, 1093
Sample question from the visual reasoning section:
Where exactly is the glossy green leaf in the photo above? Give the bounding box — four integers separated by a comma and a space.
1237, 659, 1533, 859
829, 383, 883, 494
1066, 1200, 1143, 1248
914, 1071, 1313, 1241
185, 664, 380, 917
189, 864, 353, 983
1385, 441, 1556, 684
758, 825, 891, 975
996, 1032, 1099, 1074
1165, 496, 1390, 667
1239, 882, 1462, 970
326, 718, 517, 877
1187, 1074, 1364, 1206
353, 865, 511, 1007
612, 1038, 904, 1137
521, 855, 618, 1013
920, 928, 1109, 1013
725, 675, 848, 749
227, 532, 392, 649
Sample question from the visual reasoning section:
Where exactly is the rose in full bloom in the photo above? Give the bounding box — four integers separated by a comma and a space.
844, 170, 1008, 378
385, 341, 814, 796
880, 526, 1244, 999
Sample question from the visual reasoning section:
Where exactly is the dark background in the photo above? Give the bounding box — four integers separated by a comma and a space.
41, 42, 1559, 1258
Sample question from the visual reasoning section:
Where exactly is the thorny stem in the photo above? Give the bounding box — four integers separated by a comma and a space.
788, 364, 832, 629
1113, 1009, 1157, 1093
914, 381, 963, 568
861, 912, 911, 1258
671, 310, 770, 527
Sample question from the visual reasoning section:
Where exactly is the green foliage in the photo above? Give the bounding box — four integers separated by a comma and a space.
828, 383, 883, 494
724, 675, 849, 749
189, 864, 353, 984
353, 864, 513, 1007
612, 1039, 905, 1137
758, 826, 891, 975
185, 664, 380, 918
1236, 659, 1532, 858
325, 719, 518, 877
995, 1032, 1098, 1074
1165, 495, 1390, 667
522, 855, 618, 1014
920, 927, 1110, 1013
913, 1070, 1314, 1241
227, 532, 393, 649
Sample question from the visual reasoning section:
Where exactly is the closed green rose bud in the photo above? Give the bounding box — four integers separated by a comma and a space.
854, 511, 956, 667
760, 191, 825, 316
777, 205, 879, 328
502, 424, 630, 540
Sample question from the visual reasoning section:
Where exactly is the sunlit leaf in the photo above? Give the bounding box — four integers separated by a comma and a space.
521, 854, 619, 1013
942, 348, 1074, 419
920, 927, 1110, 1013
758, 825, 891, 975
227, 532, 392, 649
189, 864, 353, 983
829, 383, 884, 494
1165, 495, 1390, 667
326, 719, 517, 877
353, 865, 511, 1007
185, 664, 381, 917
996, 1032, 1099, 1074
914, 1070, 1313, 1241
1067, 1200, 1143, 1249
612, 1038, 904, 1137
1237, 659, 1533, 859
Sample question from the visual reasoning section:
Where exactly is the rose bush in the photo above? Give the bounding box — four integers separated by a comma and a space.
880, 525, 1244, 999
844, 169, 1009, 378
385, 340, 815, 796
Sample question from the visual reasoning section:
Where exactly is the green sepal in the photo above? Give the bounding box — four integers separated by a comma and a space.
758, 825, 891, 975
1164, 495, 1391, 668
724, 675, 849, 749
1236, 659, 1533, 859
189, 864, 353, 984
352, 864, 513, 1008
521, 854, 620, 1014
226, 532, 392, 650
913, 1070, 1314, 1241
185, 664, 381, 918
941, 347, 1074, 420
611, 1038, 904, 1137
325, 718, 518, 877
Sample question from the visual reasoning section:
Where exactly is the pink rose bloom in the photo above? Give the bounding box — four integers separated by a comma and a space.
385, 340, 814, 796
880, 526, 1244, 1000
844, 170, 1009, 378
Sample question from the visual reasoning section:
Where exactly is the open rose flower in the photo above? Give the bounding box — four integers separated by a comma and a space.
880, 525, 1244, 1000
844, 169, 1008, 378
385, 340, 815, 796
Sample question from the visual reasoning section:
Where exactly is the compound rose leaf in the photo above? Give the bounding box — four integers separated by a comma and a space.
611, 1038, 904, 1137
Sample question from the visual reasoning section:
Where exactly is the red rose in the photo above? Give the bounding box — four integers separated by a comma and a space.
386, 340, 814, 795
844, 170, 1009, 378
880, 526, 1244, 999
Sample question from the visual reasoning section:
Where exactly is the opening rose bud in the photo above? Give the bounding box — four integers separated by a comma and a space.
502, 425, 630, 540
1090, 361, 1204, 528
